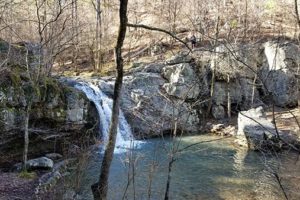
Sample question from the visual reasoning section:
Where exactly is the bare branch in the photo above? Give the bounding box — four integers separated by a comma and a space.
127, 23, 192, 52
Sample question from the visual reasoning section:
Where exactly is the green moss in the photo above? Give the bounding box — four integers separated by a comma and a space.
43, 78, 64, 98
9, 71, 22, 87
19, 171, 37, 179
62, 85, 74, 94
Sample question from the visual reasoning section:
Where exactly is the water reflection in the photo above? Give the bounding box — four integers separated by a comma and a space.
74, 136, 300, 200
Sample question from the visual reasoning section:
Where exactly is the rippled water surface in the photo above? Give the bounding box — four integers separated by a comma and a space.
76, 135, 300, 200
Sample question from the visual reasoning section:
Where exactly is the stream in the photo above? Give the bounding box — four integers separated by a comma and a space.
72, 81, 300, 200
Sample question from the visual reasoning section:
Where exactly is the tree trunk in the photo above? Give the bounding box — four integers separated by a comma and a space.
207, 15, 220, 116
251, 74, 257, 107
23, 104, 31, 171
91, 0, 128, 199
295, 0, 300, 29
72, 0, 78, 70
95, 0, 102, 72
227, 74, 231, 118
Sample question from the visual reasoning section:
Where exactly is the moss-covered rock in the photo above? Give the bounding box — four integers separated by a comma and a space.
0, 66, 99, 168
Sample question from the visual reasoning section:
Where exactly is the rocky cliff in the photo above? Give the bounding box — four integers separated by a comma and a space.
96, 40, 299, 138
0, 66, 99, 168
0, 39, 299, 161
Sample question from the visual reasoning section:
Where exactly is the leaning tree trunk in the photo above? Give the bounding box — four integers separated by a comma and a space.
91, 0, 128, 199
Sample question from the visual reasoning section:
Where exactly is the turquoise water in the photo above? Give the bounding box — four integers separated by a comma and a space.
75, 135, 300, 200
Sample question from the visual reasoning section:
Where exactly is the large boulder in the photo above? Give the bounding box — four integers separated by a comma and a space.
235, 107, 298, 150
162, 63, 200, 100
263, 41, 300, 72
120, 72, 200, 138
261, 41, 299, 107
93, 70, 200, 138
26, 157, 54, 170
13, 156, 55, 171
236, 107, 278, 150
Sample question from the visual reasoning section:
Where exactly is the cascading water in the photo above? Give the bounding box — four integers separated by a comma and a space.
75, 81, 140, 153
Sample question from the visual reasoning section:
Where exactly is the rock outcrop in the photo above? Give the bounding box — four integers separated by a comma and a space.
1, 39, 299, 155
260, 41, 299, 107
162, 63, 200, 99
196, 40, 299, 118
0, 67, 99, 168
95, 40, 299, 138
165, 51, 193, 65
99, 69, 200, 138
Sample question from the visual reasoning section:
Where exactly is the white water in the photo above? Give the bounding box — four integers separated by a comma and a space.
75, 81, 141, 153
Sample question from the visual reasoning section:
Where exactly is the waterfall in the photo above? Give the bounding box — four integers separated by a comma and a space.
75, 81, 141, 153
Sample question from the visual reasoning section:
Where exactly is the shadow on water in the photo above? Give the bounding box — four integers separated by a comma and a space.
74, 135, 300, 200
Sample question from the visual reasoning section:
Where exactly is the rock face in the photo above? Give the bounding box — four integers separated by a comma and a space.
261, 41, 299, 107
0, 67, 99, 167
162, 63, 200, 99
121, 71, 200, 138
211, 105, 225, 119
204, 40, 299, 114
165, 51, 192, 65
96, 40, 299, 138
212, 44, 262, 80
96, 62, 200, 138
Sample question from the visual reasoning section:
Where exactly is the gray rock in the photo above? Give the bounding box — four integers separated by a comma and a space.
127, 62, 165, 74
211, 44, 261, 80
143, 63, 165, 73
211, 78, 261, 117
45, 153, 63, 160
38, 171, 62, 191
165, 51, 192, 65
63, 189, 83, 200
0, 108, 22, 131
264, 41, 300, 72
26, 157, 54, 170
12, 157, 54, 171
121, 72, 200, 137
66, 91, 86, 123
209, 123, 236, 136
234, 107, 295, 150
162, 63, 200, 99
261, 41, 299, 107
212, 105, 225, 119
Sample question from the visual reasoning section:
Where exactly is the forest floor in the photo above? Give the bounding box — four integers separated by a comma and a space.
266, 106, 300, 138
0, 172, 38, 200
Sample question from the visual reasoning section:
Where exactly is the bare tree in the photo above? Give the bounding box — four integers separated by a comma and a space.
91, 0, 128, 199
93, 0, 102, 72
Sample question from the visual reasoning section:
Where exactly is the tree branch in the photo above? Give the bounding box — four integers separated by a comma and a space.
127, 23, 192, 52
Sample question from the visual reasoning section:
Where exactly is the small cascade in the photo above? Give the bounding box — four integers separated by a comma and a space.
75, 81, 141, 153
